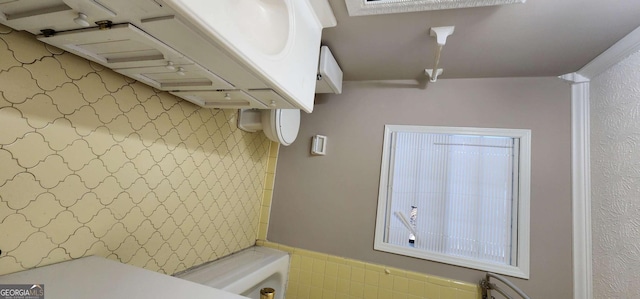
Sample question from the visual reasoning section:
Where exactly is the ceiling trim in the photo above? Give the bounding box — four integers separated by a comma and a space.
578, 25, 640, 79
345, 0, 525, 16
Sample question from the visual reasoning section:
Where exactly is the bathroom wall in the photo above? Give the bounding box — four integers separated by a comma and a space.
0, 25, 271, 276
268, 78, 573, 297
257, 241, 479, 299
590, 49, 640, 297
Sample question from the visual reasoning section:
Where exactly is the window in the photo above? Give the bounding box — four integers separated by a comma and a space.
374, 125, 530, 278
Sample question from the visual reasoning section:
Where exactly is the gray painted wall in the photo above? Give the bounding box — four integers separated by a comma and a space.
268, 78, 572, 297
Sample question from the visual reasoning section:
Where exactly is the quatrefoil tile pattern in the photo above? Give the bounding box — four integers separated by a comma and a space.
0, 25, 271, 276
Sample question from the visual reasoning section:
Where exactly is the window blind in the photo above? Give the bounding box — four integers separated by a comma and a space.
386, 132, 517, 266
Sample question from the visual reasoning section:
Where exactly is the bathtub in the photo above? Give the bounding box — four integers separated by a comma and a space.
175, 246, 289, 299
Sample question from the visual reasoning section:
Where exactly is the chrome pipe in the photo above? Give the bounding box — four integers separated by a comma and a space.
481, 272, 531, 299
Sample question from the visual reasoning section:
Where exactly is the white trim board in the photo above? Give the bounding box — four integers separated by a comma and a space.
569, 80, 593, 299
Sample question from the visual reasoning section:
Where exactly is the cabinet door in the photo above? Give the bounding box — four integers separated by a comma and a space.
171, 90, 267, 109
116, 63, 233, 91
38, 23, 190, 69
247, 89, 295, 109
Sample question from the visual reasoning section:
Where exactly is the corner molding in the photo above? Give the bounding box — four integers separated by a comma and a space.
563, 73, 593, 299
578, 25, 640, 79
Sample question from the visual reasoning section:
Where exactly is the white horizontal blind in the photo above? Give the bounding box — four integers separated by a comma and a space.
387, 132, 517, 266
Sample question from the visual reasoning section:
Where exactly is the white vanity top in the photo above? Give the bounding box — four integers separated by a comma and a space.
0, 256, 248, 299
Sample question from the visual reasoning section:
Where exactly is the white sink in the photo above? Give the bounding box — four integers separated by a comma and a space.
229, 0, 292, 56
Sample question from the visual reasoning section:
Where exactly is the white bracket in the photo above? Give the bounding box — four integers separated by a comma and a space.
425, 69, 443, 82
425, 26, 455, 83
430, 26, 455, 45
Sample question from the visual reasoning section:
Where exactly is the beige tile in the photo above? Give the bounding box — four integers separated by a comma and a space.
114, 235, 142, 263
121, 207, 146, 233
16, 93, 63, 129
364, 285, 378, 299
0, 257, 27, 276
49, 174, 84, 203
352, 266, 366, 283
350, 281, 364, 297
127, 179, 152, 203
425, 282, 441, 299
97, 69, 129, 93
66, 105, 105, 137
112, 163, 140, 189
92, 95, 121, 123
0, 38, 20, 72
58, 139, 96, 171
393, 276, 409, 293
62, 226, 98, 258
128, 105, 152, 131
23, 56, 71, 91
38, 210, 80, 245
20, 193, 64, 228
6, 132, 53, 168
0, 213, 38, 251
0, 107, 33, 145
45, 83, 87, 115
67, 193, 102, 223
406, 271, 427, 281
109, 193, 137, 220
311, 272, 324, 288
55, 52, 95, 80
456, 289, 480, 299
337, 264, 352, 280
378, 288, 393, 299
80, 126, 114, 155
0, 200, 15, 224
450, 280, 479, 292
0, 149, 24, 186
3, 30, 51, 64
11, 231, 58, 268
74, 73, 109, 104
75, 159, 110, 189
440, 286, 457, 299
427, 276, 452, 287
336, 278, 350, 295
408, 279, 425, 297
0, 172, 43, 210
379, 270, 395, 290
365, 269, 380, 286
39, 247, 71, 268
0, 67, 40, 104
139, 94, 166, 119
85, 208, 118, 238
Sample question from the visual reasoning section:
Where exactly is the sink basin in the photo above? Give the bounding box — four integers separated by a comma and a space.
165, 0, 326, 112
230, 0, 291, 56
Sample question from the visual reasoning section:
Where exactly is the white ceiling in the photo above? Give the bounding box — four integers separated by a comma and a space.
321, 0, 640, 81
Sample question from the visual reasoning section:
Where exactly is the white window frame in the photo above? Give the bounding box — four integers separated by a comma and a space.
374, 125, 531, 279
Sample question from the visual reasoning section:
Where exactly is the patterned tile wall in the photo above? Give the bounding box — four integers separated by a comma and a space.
0, 25, 271, 276
257, 241, 480, 299
257, 141, 279, 240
